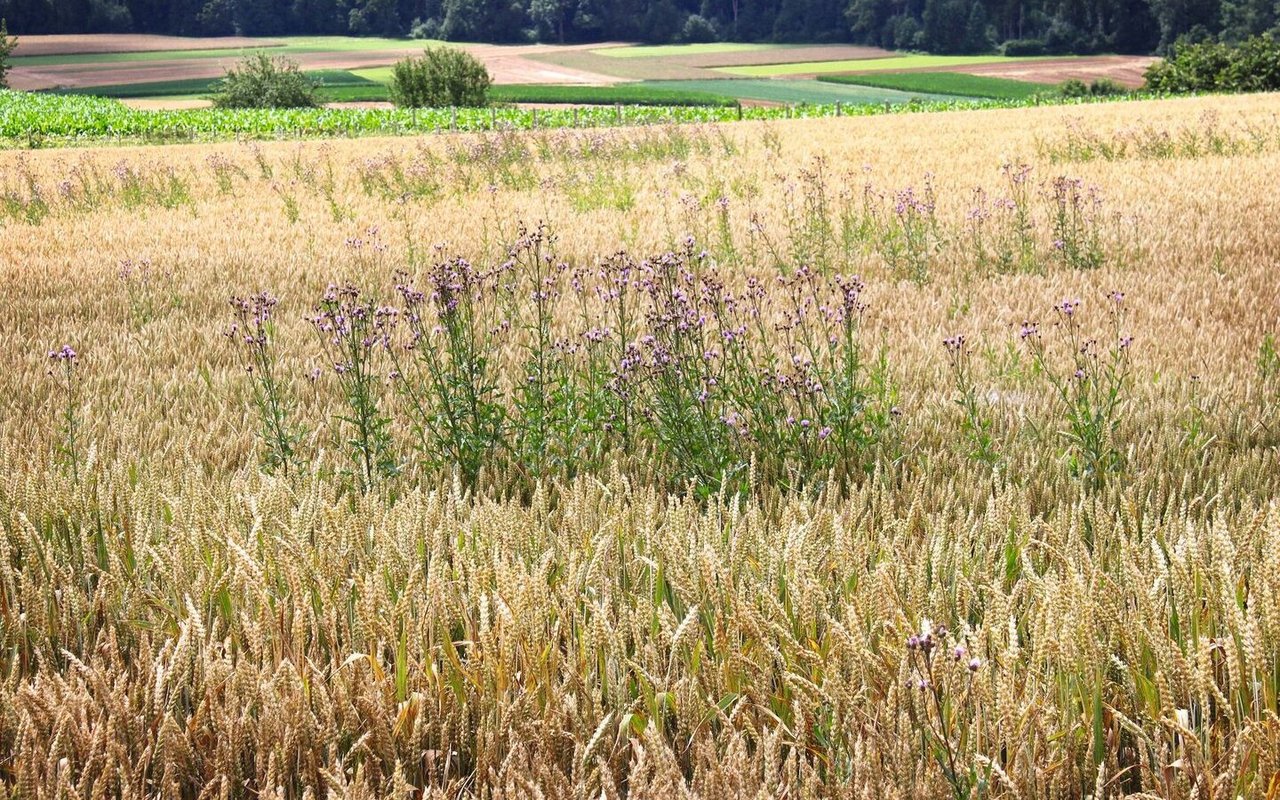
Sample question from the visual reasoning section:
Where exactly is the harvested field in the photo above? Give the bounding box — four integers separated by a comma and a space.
9, 33, 281, 57
944, 55, 1159, 89
6, 39, 623, 91
524, 49, 720, 81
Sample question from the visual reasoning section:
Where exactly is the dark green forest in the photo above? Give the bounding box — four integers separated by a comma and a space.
0, 0, 1274, 53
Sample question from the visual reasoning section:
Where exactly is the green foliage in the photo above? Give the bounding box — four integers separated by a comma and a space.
1002, 38, 1048, 56
819, 71, 1051, 99
1057, 78, 1090, 96
1058, 77, 1129, 97
0, 18, 15, 90
1087, 77, 1127, 95
1023, 295, 1133, 490
1144, 34, 1280, 92
211, 53, 321, 109
680, 14, 719, 42
227, 293, 307, 477
0, 89, 1146, 147
390, 46, 492, 108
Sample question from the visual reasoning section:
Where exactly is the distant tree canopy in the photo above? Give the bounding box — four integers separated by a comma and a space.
0, 0, 1276, 54
0, 18, 14, 88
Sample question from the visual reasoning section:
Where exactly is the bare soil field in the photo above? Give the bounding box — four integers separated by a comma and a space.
10, 33, 281, 57
7, 41, 622, 91
467, 43, 624, 84
945, 55, 1158, 88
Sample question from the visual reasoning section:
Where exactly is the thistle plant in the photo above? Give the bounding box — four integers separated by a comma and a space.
1021, 292, 1133, 488
771, 268, 896, 485
1000, 161, 1037, 270
904, 619, 988, 800
310, 284, 398, 492
634, 240, 746, 493
392, 259, 505, 491
875, 177, 941, 285
227, 292, 305, 477
506, 222, 577, 478
46, 344, 82, 482
1046, 176, 1105, 270
205, 153, 245, 195
944, 334, 999, 467
119, 258, 174, 327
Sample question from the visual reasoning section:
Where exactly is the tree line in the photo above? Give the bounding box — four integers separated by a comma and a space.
0, 0, 1274, 53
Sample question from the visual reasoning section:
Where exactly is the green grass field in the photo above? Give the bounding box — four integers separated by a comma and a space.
720, 54, 1044, 77
818, 71, 1054, 99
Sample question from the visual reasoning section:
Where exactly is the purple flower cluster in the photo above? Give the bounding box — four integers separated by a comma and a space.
47, 344, 78, 366
310, 284, 397, 374
227, 292, 279, 351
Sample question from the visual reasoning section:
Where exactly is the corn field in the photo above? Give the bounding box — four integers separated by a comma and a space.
2, 92, 1280, 798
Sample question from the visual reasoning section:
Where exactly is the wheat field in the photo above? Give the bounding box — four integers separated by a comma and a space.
2, 93, 1280, 798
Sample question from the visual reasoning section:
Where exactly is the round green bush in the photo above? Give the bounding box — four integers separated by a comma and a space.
390, 46, 492, 108
211, 54, 321, 109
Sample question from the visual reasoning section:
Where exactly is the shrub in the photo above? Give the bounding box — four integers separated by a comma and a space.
1057, 77, 1090, 97
1088, 77, 1127, 95
1002, 38, 1047, 56
390, 46, 492, 108
1145, 34, 1280, 93
680, 14, 719, 43
211, 53, 320, 109
0, 19, 16, 90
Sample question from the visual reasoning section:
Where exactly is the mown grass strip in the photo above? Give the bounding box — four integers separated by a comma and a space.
642, 78, 956, 104
720, 54, 1047, 77
818, 71, 1054, 99
592, 43, 786, 58
490, 84, 738, 106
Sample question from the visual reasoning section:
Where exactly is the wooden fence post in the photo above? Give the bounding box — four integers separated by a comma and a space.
835, 101, 841, 117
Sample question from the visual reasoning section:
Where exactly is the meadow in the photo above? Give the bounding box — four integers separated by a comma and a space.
2, 91, 1280, 798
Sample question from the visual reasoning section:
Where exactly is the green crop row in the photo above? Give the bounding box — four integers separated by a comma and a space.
0, 89, 1159, 148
